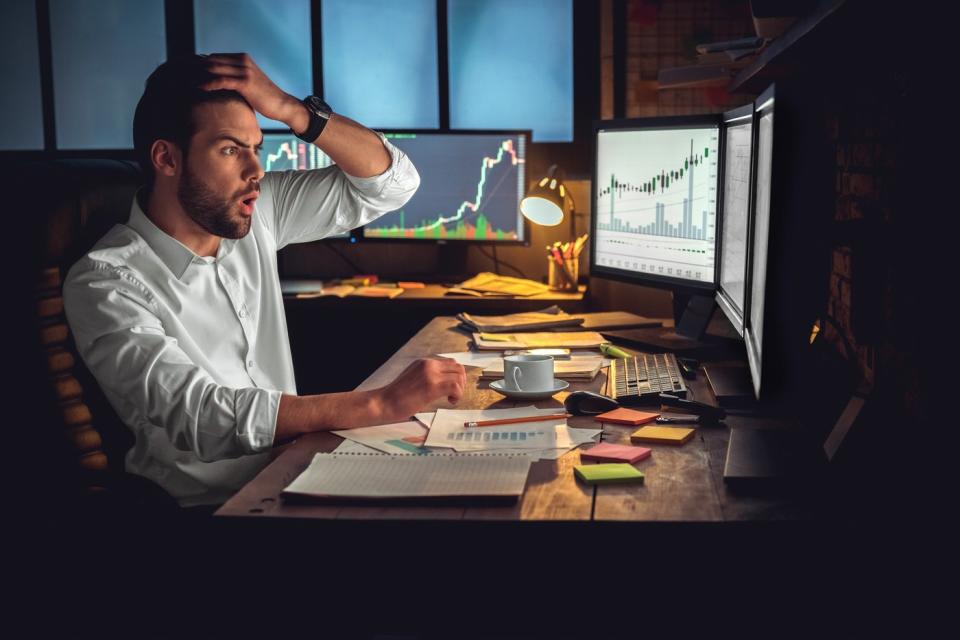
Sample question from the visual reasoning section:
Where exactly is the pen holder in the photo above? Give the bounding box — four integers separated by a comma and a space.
547, 256, 579, 291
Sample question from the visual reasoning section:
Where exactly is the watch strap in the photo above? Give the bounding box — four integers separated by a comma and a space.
294, 97, 330, 143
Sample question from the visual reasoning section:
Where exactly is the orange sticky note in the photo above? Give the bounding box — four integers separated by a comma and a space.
630, 425, 695, 445
594, 407, 660, 426
398, 281, 426, 289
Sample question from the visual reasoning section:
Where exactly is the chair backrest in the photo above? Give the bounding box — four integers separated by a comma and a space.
24, 159, 175, 508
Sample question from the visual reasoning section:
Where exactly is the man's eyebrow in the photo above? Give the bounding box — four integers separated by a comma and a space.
215, 135, 257, 148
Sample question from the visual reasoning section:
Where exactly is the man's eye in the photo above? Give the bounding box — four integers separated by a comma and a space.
222, 147, 237, 156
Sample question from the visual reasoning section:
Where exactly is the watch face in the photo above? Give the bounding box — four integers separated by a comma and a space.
306, 96, 331, 118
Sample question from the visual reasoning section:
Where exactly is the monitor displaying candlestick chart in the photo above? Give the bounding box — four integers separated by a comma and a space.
591, 116, 720, 291
362, 131, 527, 243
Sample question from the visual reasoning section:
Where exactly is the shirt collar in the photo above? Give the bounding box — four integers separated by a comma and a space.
127, 193, 237, 280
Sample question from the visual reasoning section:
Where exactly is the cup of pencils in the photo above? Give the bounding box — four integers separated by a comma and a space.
546, 234, 587, 291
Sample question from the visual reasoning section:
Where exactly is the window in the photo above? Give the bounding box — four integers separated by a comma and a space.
1, 0, 44, 150
195, 0, 312, 130
448, 0, 573, 142
322, 0, 439, 129
49, 0, 167, 149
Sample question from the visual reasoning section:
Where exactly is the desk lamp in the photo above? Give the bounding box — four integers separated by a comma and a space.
520, 164, 576, 239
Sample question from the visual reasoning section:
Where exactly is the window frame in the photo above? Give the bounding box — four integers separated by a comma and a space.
3, 0, 598, 180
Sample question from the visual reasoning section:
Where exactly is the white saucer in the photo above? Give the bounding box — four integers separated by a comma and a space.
488, 378, 569, 399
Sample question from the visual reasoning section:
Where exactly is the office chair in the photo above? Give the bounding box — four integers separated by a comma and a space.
22, 159, 178, 515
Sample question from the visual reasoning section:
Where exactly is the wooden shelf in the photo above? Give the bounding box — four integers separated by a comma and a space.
730, 0, 847, 94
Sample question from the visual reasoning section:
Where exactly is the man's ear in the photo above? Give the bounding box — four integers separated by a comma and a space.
150, 139, 182, 178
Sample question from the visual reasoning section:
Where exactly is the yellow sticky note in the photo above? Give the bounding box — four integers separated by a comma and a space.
630, 425, 695, 445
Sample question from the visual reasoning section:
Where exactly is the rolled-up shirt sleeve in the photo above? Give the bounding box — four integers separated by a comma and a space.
63, 262, 280, 462
260, 133, 420, 249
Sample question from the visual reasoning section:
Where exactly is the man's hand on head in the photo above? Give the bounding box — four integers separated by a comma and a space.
200, 53, 306, 132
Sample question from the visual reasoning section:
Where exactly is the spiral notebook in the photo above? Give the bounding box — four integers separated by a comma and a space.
282, 452, 533, 503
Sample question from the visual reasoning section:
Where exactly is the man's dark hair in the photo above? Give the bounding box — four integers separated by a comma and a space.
133, 55, 252, 188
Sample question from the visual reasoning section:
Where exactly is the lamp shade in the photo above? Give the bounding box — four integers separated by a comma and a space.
521, 164, 567, 227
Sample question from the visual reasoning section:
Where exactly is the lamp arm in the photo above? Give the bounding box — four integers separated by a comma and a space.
564, 189, 578, 237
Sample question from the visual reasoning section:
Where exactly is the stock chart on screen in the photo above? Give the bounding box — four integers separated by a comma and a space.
594, 126, 719, 284
362, 132, 526, 242
258, 133, 350, 239
259, 133, 334, 171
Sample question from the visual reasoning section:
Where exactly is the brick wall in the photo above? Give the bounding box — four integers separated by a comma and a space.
602, 0, 758, 119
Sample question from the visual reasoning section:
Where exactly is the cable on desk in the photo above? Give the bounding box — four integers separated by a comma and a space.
323, 242, 363, 275
475, 244, 526, 279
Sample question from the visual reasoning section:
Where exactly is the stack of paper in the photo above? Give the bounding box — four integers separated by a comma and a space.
422, 407, 601, 457
473, 331, 607, 351
331, 409, 601, 462
457, 306, 584, 333
478, 355, 604, 380
457, 272, 551, 297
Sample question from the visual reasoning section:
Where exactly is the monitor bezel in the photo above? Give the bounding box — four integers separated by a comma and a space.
357, 129, 532, 246
715, 103, 756, 337
743, 84, 776, 400
589, 114, 723, 295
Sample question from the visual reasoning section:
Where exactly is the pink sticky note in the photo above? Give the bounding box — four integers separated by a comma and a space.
579, 442, 652, 464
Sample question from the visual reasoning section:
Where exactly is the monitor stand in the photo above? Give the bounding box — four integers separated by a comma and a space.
600, 293, 737, 357
703, 363, 756, 408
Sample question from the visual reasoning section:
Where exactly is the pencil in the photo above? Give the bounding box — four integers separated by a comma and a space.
465, 413, 572, 428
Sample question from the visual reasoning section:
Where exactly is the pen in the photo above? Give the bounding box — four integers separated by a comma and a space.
655, 414, 700, 424
600, 343, 631, 359
465, 413, 572, 428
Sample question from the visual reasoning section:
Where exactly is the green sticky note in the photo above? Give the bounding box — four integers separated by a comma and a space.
574, 463, 645, 485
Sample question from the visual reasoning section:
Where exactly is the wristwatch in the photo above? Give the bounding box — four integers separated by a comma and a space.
293, 95, 332, 143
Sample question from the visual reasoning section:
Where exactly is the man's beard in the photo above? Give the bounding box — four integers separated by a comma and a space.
177, 162, 255, 240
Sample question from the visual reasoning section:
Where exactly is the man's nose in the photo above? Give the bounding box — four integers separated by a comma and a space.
245, 152, 265, 182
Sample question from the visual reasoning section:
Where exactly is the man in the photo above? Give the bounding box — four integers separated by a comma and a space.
63, 54, 466, 507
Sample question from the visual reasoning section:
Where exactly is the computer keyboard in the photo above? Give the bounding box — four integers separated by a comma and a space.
609, 352, 687, 405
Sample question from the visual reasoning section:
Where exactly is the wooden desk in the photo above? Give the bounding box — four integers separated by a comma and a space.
283, 284, 588, 395
218, 317, 814, 522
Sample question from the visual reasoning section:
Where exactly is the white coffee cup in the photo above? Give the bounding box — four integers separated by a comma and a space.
502, 354, 554, 392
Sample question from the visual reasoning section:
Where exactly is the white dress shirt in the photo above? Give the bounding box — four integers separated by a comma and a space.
63, 135, 419, 507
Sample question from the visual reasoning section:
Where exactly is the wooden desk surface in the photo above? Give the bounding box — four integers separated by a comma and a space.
217, 317, 813, 522
283, 283, 587, 313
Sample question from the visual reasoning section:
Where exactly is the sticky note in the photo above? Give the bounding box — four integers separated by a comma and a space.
594, 407, 660, 426
398, 281, 425, 289
574, 463, 645, 485
579, 443, 652, 464
630, 425, 695, 445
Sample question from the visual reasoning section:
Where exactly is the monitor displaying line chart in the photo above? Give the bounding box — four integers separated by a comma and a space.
594, 125, 719, 286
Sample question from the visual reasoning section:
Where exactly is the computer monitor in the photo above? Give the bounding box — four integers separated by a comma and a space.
259, 132, 335, 171
590, 115, 721, 340
361, 131, 528, 243
700, 105, 758, 406
715, 105, 755, 338
258, 133, 351, 240
743, 86, 775, 400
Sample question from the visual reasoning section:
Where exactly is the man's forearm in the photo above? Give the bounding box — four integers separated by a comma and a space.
280, 99, 391, 178
274, 390, 389, 444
